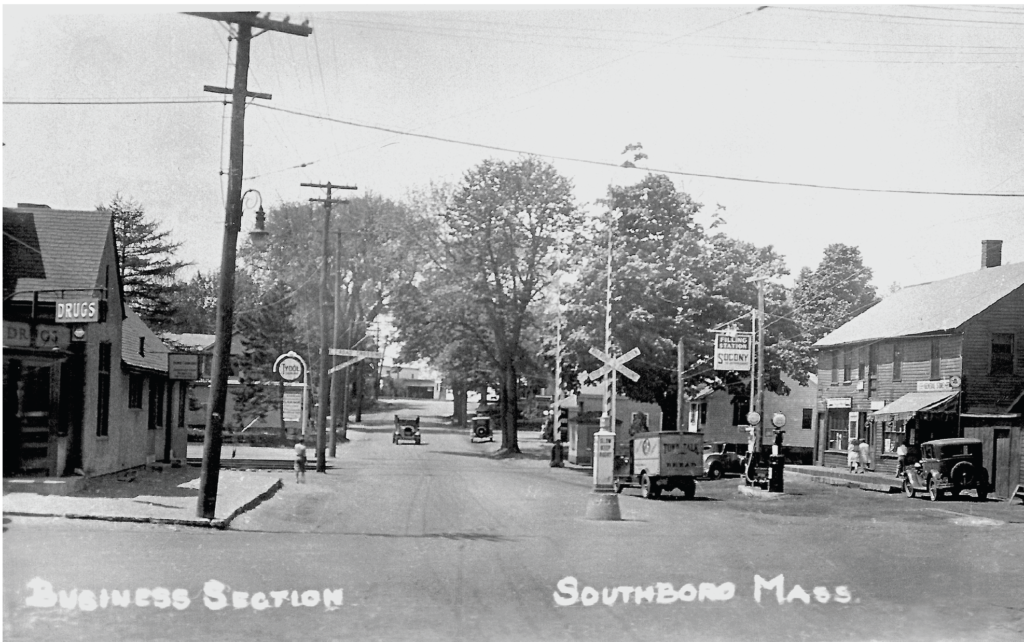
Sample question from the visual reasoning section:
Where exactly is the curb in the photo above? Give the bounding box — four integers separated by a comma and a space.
3, 478, 284, 529
786, 470, 899, 494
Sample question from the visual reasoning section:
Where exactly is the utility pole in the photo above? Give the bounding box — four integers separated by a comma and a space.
755, 278, 767, 457
188, 11, 310, 520
676, 338, 686, 431
302, 182, 356, 473
329, 229, 344, 457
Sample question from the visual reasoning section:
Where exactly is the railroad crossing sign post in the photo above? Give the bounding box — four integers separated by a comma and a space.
327, 348, 384, 375
585, 346, 640, 493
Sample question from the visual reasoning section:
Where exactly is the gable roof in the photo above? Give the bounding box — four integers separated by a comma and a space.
815, 262, 1024, 348
3, 207, 113, 302
122, 307, 169, 373
159, 332, 245, 356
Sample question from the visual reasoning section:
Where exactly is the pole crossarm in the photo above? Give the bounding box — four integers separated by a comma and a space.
586, 346, 640, 382
184, 12, 313, 37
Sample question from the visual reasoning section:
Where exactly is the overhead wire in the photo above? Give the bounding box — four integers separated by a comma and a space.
251, 102, 1024, 198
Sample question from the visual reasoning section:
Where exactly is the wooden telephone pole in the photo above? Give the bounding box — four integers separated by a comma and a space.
302, 182, 357, 473
188, 12, 311, 520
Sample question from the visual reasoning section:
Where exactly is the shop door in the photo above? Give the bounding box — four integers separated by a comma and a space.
16, 361, 58, 475
993, 429, 1012, 498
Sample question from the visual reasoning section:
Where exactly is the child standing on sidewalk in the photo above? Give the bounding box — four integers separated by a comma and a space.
294, 440, 307, 484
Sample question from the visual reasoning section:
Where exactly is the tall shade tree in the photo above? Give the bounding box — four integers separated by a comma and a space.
103, 194, 190, 329
791, 243, 880, 344
561, 174, 792, 429
424, 157, 583, 454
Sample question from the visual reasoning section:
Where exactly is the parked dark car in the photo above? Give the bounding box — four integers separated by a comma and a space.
470, 415, 493, 442
703, 442, 744, 480
902, 438, 989, 502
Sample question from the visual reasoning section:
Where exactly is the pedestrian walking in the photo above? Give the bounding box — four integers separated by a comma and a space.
896, 440, 909, 478
859, 438, 872, 473
294, 440, 307, 484
847, 438, 859, 473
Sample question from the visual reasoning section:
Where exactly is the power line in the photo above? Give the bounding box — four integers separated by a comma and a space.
252, 102, 1024, 198
778, 6, 1024, 28
3, 98, 223, 105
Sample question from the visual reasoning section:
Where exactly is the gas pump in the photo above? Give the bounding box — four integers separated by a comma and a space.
768, 412, 787, 493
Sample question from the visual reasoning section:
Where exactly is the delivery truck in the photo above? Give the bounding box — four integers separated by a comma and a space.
612, 431, 703, 499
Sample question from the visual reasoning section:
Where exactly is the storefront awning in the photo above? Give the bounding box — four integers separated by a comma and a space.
871, 390, 959, 421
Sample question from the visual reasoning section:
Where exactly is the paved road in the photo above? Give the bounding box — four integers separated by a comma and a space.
5, 398, 1024, 641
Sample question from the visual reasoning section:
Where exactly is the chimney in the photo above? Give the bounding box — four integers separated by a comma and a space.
981, 240, 1003, 269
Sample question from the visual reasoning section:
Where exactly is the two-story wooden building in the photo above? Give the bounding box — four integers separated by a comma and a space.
3, 205, 183, 486
813, 242, 1024, 498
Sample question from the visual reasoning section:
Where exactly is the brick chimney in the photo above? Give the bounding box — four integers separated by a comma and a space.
981, 240, 1003, 269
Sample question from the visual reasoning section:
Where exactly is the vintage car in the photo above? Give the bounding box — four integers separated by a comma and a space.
703, 442, 744, 480
902, 438, 989, 502
470, 414, 493, 443
393, 415, 421, 445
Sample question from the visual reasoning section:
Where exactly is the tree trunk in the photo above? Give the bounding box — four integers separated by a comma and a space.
354, 362, 364, 423
498, 362, 520, 454
453, 382, 467, 428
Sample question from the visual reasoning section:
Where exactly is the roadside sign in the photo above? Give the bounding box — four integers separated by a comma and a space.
585, 346, 640, 382
277, 356, 304, 381
282, 392, 302, 422
714, 332, 752, 371
168, 353, 200, 380
328, 348, 383, 359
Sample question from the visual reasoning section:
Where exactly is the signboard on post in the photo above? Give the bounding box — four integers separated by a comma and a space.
714, 332, 752, 371
168, 353, 200, 380
55, 298, 100, 323
282, 392, 303, 423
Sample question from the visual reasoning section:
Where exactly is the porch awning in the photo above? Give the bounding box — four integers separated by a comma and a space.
870, 391, 959, 421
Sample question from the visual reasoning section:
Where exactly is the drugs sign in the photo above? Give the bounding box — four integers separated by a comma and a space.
714, 332, 752, 372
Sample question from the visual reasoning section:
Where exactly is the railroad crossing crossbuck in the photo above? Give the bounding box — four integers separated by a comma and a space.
586, 346, 641, 383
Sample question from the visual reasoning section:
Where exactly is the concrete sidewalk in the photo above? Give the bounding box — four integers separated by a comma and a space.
2, 469, 283, 529
786, 464, 903, 493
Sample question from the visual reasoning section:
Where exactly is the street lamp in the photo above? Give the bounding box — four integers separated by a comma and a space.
242, 189, 269, 250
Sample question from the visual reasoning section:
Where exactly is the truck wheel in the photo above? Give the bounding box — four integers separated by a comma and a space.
613, 480, 623, 494
976, 486, 988, 502
707, 463, 723, 480
640, 474, 655, 500
903, 478, 916, 498
928, 478, 942, 502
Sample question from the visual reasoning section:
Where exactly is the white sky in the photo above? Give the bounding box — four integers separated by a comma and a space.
4, 3, 1024, 293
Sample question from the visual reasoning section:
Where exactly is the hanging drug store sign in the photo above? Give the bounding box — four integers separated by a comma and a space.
55, 298, 100, 323
714, 332, 753, 372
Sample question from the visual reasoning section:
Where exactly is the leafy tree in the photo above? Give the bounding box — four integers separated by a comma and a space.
163, 271, 219, 334
397, 158, 583, 455
561, 174, 793, 429
102, 194, 190, 329
791, 244, 880, 344
233, 279, 298, 431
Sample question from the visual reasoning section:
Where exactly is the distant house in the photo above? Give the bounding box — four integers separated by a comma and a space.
687, 373, 818, 463
382, 365, 438, 399
3, 205, 181, 481
813, 241, 1024, 498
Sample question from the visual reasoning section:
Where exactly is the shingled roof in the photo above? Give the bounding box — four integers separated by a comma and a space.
122, 307, 169, 373
815, 261, 1024, 348
3, 207, 114, 302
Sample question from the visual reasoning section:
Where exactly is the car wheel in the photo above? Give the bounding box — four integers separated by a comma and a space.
903, 478, 916, 498
707, 463, 723, 480
683, 479, 696, 500
976, 486, 988, 502
415, 437, 421, 445
928, 478, 942, 502
613, 480, 623, 494
640, 473, 654, 500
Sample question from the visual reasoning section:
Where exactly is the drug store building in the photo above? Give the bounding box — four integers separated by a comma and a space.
813, 243, 1024, 498
3, 206, 185, 486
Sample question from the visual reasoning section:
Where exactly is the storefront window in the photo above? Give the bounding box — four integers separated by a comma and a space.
882, 418, 906, 454
827, 409, 850, 451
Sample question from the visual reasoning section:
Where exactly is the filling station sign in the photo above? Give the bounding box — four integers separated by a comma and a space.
714, 332, 753, 372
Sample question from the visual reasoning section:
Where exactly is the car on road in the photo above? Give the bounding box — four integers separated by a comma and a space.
703, 442, 744, 480
393, 415, 421, 445
902, 437, 989, 502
